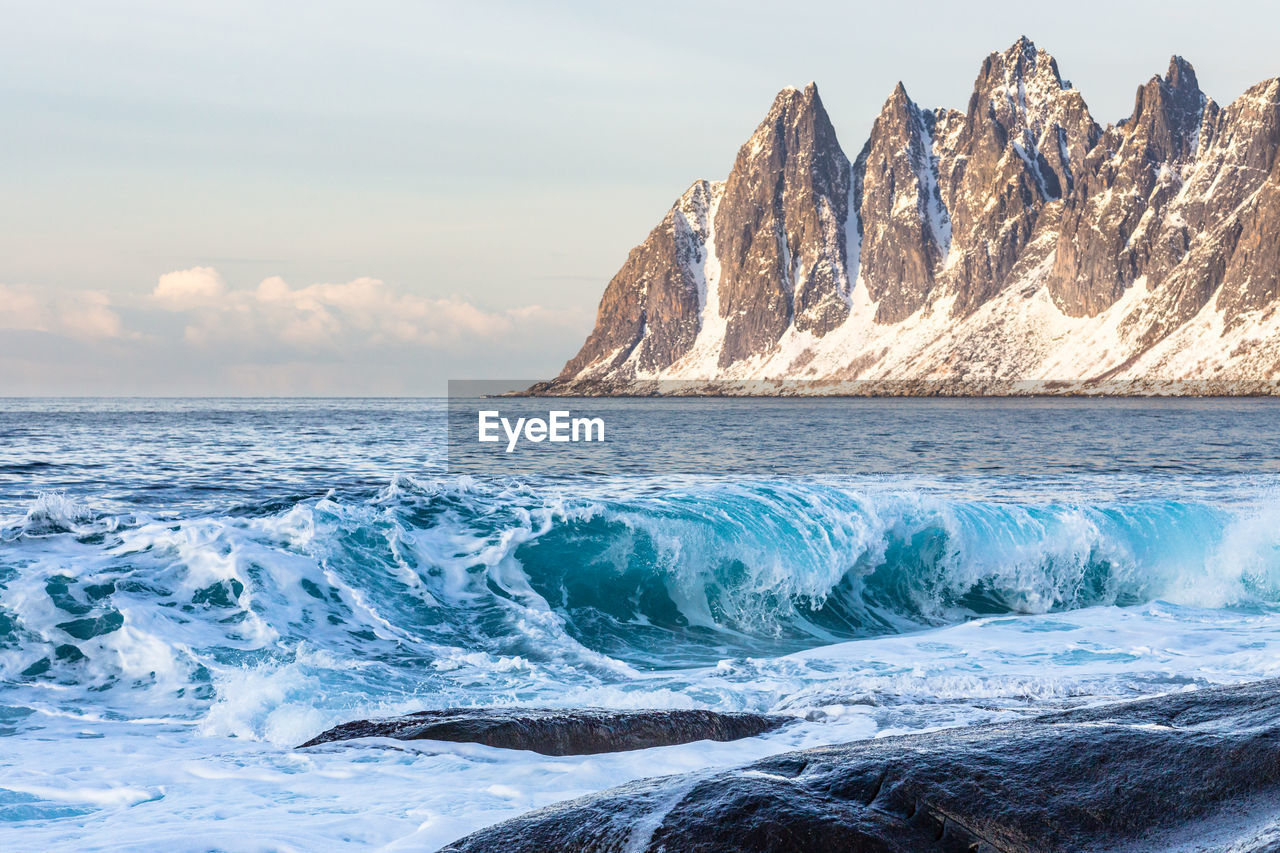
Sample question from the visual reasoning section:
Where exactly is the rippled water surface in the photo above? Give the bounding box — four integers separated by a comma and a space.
4, 398, 1280, 850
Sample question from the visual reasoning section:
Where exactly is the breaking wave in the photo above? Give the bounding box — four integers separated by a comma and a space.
3, 477, 1280, 726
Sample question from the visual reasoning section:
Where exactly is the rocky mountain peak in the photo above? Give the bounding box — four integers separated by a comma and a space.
743, 82, 825, 158
1005, 34, 1037, 60
548, 40, 1280, 395
968, 37, 1071, 135
1048, 55, 1213, 319
939, 37, 1100, 314
1004, 35, 1056, 78
875, 82, 927, 133
855, 81, 951, 322
975, 35, 1045, 88
1166, 55, 1198, 92
552, 175, 723, 382
714, 82, 854, 366
1128, 55, 1206, 162
673, 179, 719, 245
1172, 75, 1280, 319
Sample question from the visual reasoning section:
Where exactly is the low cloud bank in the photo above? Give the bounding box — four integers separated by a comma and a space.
0, 284, 126, 341
0, 268, 590, 394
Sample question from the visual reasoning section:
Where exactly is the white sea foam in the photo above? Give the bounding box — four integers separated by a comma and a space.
5, 473, 1280, 848
5, 602, 1280, 850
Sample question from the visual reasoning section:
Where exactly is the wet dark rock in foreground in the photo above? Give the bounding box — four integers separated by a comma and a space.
441, 679, 1280, 852
298, 707, 790, 755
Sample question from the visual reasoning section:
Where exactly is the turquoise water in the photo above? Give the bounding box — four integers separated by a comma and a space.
3, 398, 1280, 849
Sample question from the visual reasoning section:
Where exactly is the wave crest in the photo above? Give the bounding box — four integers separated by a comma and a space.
3, 478, 1280, 729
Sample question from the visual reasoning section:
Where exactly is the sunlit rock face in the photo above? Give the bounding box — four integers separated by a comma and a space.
544, 38, 1280, 395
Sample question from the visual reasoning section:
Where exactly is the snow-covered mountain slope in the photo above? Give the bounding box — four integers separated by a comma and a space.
536, 38, 1280, 395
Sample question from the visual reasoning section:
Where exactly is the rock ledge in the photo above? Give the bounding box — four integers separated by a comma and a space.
299, 707, 790, 755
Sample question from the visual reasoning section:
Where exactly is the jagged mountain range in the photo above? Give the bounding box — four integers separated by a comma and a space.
537, 37, 1280, 394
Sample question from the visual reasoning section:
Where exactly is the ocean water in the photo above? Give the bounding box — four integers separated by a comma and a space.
4, 398, 1280, 850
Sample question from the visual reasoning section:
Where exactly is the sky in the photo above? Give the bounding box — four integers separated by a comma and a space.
2, 0, 1277, 395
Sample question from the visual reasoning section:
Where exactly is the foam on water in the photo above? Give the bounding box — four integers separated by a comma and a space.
6, 599, 1280, 850
4, 399, 1280, 849
5, 478, 1280, 729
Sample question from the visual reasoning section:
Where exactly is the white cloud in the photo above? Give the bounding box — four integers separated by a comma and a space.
152, 266, 227, 309
151, 267, 584, 352
0, 284, 125, 339
0, 268, 592, 394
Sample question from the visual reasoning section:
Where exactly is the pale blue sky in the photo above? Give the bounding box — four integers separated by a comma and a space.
2, 0, 1275, 394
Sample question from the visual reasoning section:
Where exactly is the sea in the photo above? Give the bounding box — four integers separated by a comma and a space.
4, 397, 1280, 850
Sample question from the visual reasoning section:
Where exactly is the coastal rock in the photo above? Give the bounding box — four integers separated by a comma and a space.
441, 679, 1280, 852
298, 707, 789, 755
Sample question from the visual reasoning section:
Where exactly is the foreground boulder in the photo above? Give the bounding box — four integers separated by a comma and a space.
441, 680, 1280, 852
298, 707, 789, 755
